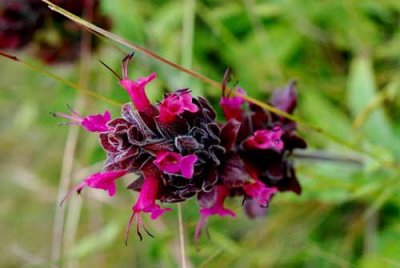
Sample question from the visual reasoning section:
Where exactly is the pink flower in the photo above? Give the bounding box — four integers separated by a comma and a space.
61, 170, 128, 206
243, 179, 277, 207
54, 109, 112, 132
119, 53, 156, 112
119, 73, 156, 112
195, 185, 236, 241
79, 170, 127, 196
158, 90, 198, 123
244, 127, 284, 151
220, 88, 246, 121
126, 170, 171, 242
153, 151, 198, 179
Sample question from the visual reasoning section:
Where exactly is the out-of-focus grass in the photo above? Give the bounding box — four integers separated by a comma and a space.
1, 0, 400, 267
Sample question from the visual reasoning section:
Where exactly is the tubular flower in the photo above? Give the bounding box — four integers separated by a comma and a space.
54, 109, 111, 132
59, 54, 225, 240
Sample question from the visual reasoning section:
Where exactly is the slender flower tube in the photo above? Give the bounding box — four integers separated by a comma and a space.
54, 110, 111, 132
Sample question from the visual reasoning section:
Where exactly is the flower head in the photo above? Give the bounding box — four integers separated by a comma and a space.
56, 54, 307, 243
61, 54, 226, 241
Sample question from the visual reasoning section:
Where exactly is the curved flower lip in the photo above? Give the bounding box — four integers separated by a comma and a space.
54, 110, 112, 132
153, 151, 198, 179
199, 186, 236, 217
199, 206, 236, 218
195, 185, 235, 241
158, 90, 198, 123
243, 127, 284, 151
243, 179, 277, 207
133, 202, 172, 220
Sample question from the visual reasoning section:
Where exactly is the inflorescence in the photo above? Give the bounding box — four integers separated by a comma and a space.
56, 53, 307, 243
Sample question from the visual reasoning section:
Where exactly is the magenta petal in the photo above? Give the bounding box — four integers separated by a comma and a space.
153, 151, 197, 178
158, 90, 198, 123
199, 206, 236, 218
82, 170, 128, 196
119, 73, 156, 112
106, 183, 117, 196
132, 171, 171, 220
146, 205, 172, 220
220, 88, 246, 121
181, 92, 199, 113
153, 151, 182, 174
137, 72, 157, 86
244, 127, 284, 151
195, 185, 235, 241
180, 154, 198, 179
243, 179, 277, 207
81, 110, 112, 132
198, 185, 236, 217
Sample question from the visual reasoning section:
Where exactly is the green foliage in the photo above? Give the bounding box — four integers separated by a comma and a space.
1, 0, 400, 267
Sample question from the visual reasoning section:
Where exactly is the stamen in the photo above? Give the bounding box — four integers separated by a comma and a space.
125, 211, 136, 245
99, 59, 122, 80
136, 216, 143, 241
66, 103, 79, 115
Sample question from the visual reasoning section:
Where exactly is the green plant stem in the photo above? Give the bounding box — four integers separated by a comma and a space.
177, 204, 187, 268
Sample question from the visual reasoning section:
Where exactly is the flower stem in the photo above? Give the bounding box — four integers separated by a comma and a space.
177, 203, 187, 268
293, 150, 364, 166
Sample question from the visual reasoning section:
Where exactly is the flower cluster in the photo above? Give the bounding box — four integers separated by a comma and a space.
57, 54, 306, 242
194, 77, 307, 238
0, 0, 110, 63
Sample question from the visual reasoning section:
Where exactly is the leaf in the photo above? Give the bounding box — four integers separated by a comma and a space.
300, 89, 352, 141
347, 56, 398, 150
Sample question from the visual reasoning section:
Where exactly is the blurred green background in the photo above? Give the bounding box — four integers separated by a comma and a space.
1, 0, 400, 267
